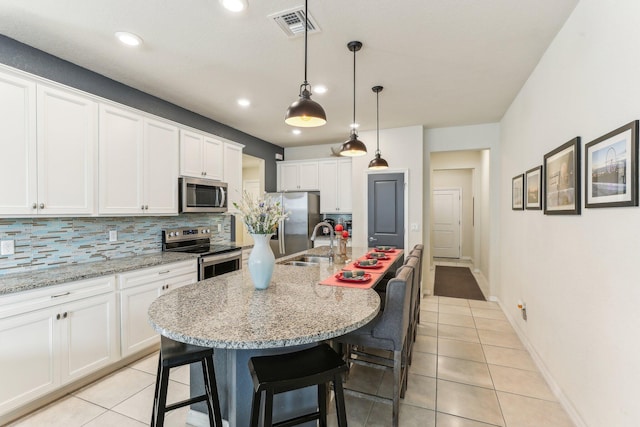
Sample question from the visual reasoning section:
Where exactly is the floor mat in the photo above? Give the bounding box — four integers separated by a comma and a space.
434, 266, 486, 301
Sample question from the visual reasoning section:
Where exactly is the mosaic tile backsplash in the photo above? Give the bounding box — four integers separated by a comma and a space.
0, 214, 231, 276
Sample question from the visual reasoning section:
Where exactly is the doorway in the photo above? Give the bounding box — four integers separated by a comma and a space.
236, 154, 265, 245
367, 172, 405, 248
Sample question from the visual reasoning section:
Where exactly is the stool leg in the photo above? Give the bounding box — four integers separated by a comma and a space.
151, 353, 163, 427
263, 389, 274, 427
249, 390, 262, 427
332, 375, 348, 427
155, 363, 171, 427
203, 355, 223, 427
318, 383, 327, 427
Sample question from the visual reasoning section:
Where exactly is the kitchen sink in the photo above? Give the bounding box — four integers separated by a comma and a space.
278, 254, 333, 266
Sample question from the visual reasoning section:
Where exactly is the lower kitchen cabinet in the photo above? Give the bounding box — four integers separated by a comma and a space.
118, 260, 197, 357
0, 276, 117, 416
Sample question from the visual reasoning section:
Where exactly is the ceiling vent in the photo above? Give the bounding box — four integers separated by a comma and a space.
269, 7, 320, 38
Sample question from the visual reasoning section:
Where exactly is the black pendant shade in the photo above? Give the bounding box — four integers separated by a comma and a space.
368, 85, 389, 169
285, 0, 326, 127
340, 41, 367, 157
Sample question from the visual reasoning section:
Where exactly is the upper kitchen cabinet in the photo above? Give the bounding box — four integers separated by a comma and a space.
180, 130, 223, 180
277, 160, 319, 192
223, 142, 244, 214
0, 74, 97, 217
0, 72, 37, 216
318, 159, 352, 213
99, 104, 179, 215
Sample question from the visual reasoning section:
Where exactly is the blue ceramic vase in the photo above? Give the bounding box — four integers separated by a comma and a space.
248, 234, 275, 290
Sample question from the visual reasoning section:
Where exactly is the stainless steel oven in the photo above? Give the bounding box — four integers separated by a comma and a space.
162, 227, 242, 281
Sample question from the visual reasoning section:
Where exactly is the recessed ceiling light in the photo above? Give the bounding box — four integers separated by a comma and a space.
115, 31, 143, 47
314, 85, 327, 94
292, 129, 301, 135
350, 123, 360, 129
220, 0, 247, 12
237, 98, 251, 107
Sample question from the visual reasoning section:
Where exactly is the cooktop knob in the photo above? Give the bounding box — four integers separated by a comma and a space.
206, 229, 211, 233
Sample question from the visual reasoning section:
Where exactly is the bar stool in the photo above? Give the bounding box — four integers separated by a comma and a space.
248, 343, 349, 427
151, 336, 223, 427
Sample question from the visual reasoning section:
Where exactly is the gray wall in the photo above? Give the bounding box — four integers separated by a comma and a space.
0, 34, 283, 191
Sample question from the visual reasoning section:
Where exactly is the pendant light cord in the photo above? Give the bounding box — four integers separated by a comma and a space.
376, 90, 380, 153
303, 0, 308, 87
352, 46, 356, 131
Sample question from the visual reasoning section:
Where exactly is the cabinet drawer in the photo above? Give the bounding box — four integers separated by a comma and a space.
117, 260, 197, 290
0, 276, 115, 319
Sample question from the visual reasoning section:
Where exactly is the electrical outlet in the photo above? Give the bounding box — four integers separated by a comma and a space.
109, 230, 118, 242
1, 240, 15, 256
217, 224, 222, 233
410, 223, 419, 231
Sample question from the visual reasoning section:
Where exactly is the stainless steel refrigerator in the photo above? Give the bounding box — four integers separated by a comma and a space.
266, 192, 320, 258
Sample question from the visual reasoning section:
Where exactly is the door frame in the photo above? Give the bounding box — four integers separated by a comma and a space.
364, 168, 409, 250
431, 187, 462, 259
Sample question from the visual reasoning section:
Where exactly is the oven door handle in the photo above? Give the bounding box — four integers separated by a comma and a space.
200, 251, 241, 265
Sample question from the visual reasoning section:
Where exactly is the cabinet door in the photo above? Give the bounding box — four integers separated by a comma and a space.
59, 292, 118, 384
0, 308, 58, 414
337, 159, 353, 213
203, 136, 223, 180
298, 162, 319, 190
37, 85, 97, 215
0, 72, 37, 215
119, 282, 163, 357
279, 163, 299, 191
179, 129, 204, 178
144, 119, 179, 214
319, 161, 338, 213
224, 142, 243, 214
99, 105, 144, 214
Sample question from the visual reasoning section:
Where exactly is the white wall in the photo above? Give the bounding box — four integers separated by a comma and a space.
499, 1, 640, 425
424, 123, 500, 292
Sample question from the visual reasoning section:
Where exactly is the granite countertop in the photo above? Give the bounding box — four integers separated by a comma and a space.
0, 252, 198, 296
148, 246, 382, 349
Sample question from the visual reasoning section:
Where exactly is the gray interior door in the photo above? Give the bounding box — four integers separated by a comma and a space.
367, 173, 405, 248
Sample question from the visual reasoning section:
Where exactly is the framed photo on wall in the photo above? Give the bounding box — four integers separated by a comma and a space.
585, 120, 638, 208
544, 137, 581, 215
512, 174, 524, 210
525, 166, 542, 210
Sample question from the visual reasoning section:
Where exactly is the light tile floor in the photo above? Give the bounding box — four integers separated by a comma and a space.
9, 262, 576, 426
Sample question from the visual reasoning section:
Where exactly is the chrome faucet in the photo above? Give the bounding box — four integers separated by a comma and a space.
310, 222, 335, 258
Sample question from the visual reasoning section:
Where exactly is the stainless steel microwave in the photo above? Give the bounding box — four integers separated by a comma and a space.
179, 177, 228, 213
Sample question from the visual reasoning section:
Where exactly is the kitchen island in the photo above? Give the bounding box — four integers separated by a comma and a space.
148, 246, 400, 426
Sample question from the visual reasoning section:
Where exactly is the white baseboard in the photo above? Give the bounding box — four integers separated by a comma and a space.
494, 298, 587, 427
187, 410, 229, 427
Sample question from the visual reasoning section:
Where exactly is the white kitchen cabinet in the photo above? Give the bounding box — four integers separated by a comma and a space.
223, 142, 244, 214
36, 85, 97, 216
318, 159, 352, 213
180, 130, 223, 180
0, 276, 117, 416
99, 104, 179, 215
277, 160, 319, 192
118, 260, 197, 357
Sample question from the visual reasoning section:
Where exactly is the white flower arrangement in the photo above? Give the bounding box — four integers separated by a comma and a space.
233, 191, 289, 235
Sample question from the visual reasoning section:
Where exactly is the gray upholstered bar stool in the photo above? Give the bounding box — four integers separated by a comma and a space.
334, 266, 414, 427
151, 336, 223, 427
401, 256, 420, 364
248, 343, 349, 427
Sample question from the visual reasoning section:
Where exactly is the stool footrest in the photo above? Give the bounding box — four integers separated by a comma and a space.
273, 411, 320, 427
164, 394, 208, 412
344, 387, 391, 405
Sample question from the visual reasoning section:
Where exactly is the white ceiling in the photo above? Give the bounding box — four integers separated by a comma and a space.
0, 0, 577, 148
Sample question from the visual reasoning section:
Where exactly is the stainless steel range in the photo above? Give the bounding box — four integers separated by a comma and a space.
162, 227, 242, 281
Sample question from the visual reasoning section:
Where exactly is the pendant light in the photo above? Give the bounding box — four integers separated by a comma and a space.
339, 41, 367, 157
284, 0, 326, 127
368, 85, 389, 169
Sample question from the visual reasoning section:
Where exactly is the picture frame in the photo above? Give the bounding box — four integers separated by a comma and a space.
525, 166, 542, 210
585, 120, 638, 208
512, 174, 524, 210
544, 137, 581, 215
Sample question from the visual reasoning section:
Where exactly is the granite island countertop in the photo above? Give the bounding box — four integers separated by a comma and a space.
148, 246, 384, 349
0, 252, 199, 296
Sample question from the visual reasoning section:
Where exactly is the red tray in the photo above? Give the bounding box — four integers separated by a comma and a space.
335, 272, 372, 282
